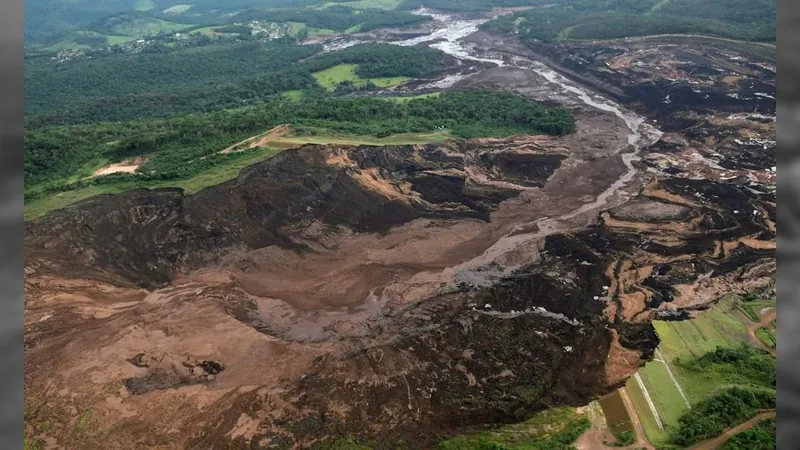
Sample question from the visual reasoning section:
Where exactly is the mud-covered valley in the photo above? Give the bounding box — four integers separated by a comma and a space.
24, 9, 776, 450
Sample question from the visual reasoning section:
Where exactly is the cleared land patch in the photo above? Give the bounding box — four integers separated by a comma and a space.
281, 90, 305, 101
163, 4, 193, 14
91, 157, 148, 177
133, 0, 156, 11
312, 64, 411, 91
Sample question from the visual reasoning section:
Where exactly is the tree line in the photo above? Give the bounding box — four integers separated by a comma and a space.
25, 91, 575, 201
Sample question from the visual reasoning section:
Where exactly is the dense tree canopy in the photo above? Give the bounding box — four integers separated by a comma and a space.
482, 0, 775, 42
25, 42, 451, 126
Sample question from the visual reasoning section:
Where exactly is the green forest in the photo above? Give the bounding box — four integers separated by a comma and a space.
24, 91, 574, 205
24, 42, 450, 126
482, 0, 776, 42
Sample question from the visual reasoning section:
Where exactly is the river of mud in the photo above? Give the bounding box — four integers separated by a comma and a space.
374, 8, 664, 279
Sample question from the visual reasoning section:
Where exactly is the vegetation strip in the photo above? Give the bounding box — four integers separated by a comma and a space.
634, 373, 663, 430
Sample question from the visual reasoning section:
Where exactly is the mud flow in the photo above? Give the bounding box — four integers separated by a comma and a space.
25, 9, 774, 449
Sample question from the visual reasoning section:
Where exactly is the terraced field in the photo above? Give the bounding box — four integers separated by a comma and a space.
626, 293, 777, 447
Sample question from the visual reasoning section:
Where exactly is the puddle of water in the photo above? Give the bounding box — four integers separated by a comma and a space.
256, 289, 389, 342
599, 390, 635, 434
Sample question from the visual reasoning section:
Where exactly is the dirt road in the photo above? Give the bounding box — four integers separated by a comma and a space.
744, 306, 776, 354
220, 124, 290, 154
689, 410, 776, 450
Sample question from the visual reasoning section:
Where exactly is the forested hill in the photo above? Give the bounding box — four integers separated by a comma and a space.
482, 0, 776, 42
25, 0, 328, 44
24, 42, 453, 126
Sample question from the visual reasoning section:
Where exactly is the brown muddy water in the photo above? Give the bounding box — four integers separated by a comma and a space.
599, 390, 635, 435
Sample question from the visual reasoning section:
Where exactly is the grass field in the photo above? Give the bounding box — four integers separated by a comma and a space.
312, 64, 412, 91
24, 147, 283, 220
108, 17, 189, 38
272, 128, 451, 147
629, 293, 777, 447
24, 129, 452, 220
189, 26, 220, 37
307, 27, 338, 37
281, 90, 305, 101
163, 4, 193, 14
625, 378, 670, 446
313, 64, 361, 89
638, 358, 688, 427
42, 30, 107, 52
133, 0, 155, 11
107, 35, 137, 45
189, 26, 242, 38
654, 296, 749, 362
286, 22, 307, 36
555, 25, 578, 40
438, 407, 590, 449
